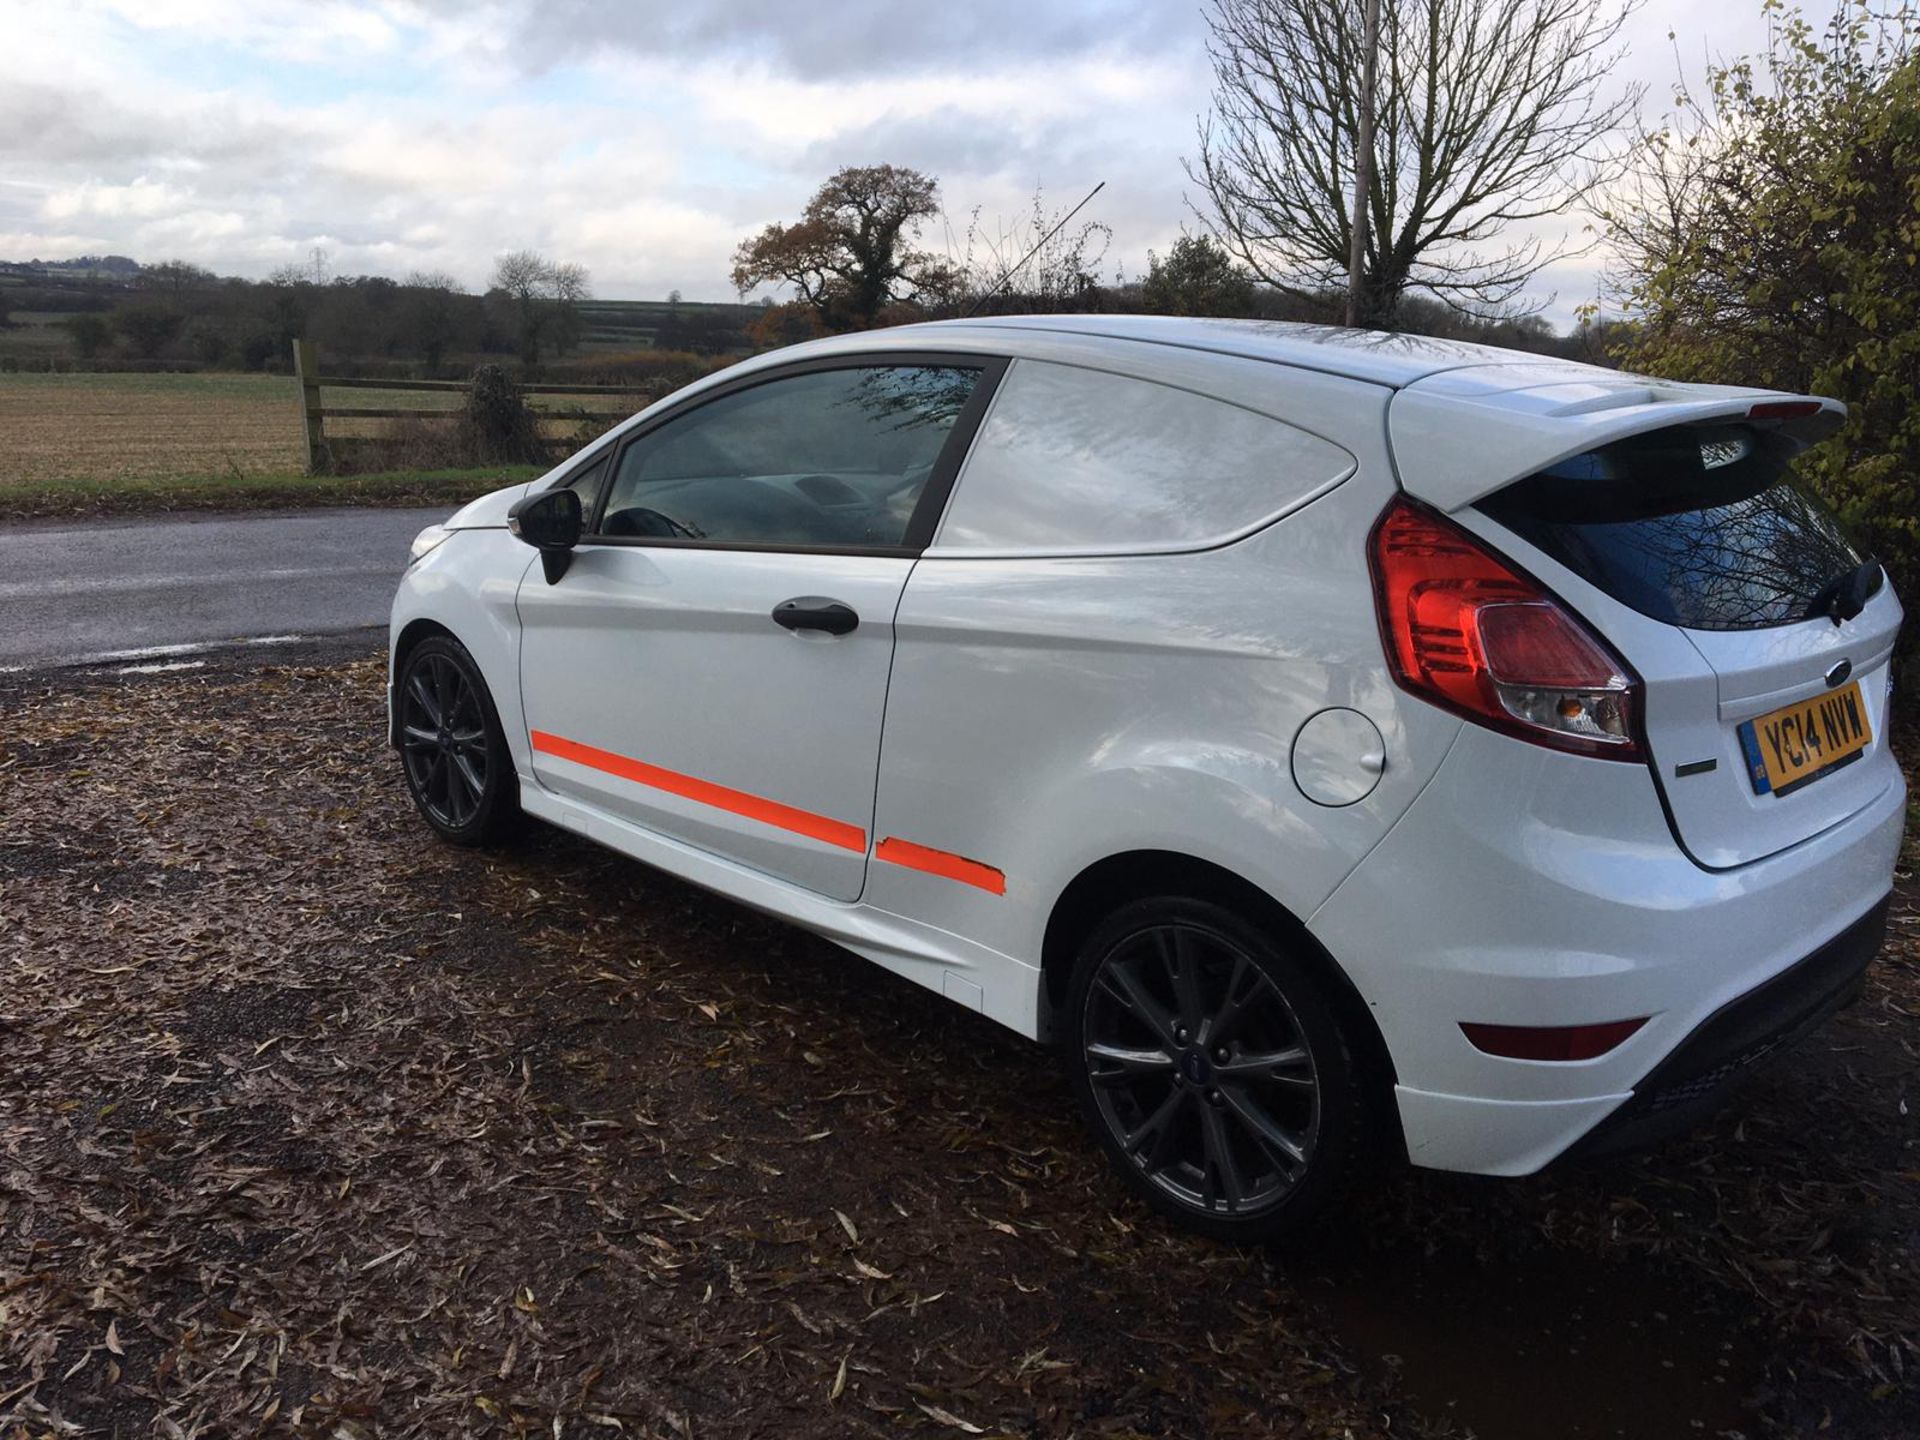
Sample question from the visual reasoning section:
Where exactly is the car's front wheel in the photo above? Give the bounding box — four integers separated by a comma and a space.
395, 634, 518, 846
1064, 895, 1373, 1242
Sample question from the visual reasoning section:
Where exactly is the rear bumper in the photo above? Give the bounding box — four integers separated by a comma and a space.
1562, 894, 1886, 1161
1309, 723, 1904, 1176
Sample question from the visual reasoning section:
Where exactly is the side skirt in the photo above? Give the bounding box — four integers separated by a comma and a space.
518, 783, 1043, 1038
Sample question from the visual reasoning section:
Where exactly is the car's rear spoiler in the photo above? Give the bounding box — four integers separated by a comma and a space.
1388, 362, 1847, 512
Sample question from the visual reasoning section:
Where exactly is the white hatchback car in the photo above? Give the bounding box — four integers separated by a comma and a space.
391, 316, 1903, 1240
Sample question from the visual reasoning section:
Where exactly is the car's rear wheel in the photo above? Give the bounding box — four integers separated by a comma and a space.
1064, 895, 1372, 1242
396, 635, 518, 845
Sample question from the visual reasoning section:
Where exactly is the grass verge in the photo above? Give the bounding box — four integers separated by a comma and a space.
0, 465, 546, 522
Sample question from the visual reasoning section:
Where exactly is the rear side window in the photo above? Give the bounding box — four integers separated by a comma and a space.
934, 359, 1355, 552
1480, 424, 1870, 631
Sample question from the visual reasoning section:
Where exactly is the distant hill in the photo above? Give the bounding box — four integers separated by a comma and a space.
0, 256, 759, 348
9, 255, 142, 278
0, 254, 766, 374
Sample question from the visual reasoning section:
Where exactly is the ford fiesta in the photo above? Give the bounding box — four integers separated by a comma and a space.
390, 315, 1902, 1240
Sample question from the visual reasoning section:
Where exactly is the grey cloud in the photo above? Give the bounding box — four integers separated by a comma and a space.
429, 0, 1197, 80
2, 81, 203, 167
792, 107, 1110, 181
0, 79, 305, 183
791, 105, 1196, 264
0, 3, 1205, 294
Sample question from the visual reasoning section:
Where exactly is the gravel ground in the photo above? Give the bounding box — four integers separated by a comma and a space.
1, 648, 1916, 1439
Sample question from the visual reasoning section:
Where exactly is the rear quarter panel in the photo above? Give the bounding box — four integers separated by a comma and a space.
865, 445, 1462, 1037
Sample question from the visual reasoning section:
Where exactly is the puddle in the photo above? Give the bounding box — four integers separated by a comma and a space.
1306, 1244, 1760, 1439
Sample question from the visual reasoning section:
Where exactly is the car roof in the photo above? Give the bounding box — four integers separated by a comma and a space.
863, 313, 1597, 389
530, 313, 1839, 526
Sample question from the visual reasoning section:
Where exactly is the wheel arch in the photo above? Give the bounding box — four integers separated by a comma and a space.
388, 618, 457, 747
1039, 849, 1403, 1153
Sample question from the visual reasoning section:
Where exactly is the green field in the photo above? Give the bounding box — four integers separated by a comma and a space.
574, 297, 761, 350
0, 311, 78, 357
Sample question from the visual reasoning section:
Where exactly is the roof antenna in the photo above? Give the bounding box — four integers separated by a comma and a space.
961, 181, 1106, 319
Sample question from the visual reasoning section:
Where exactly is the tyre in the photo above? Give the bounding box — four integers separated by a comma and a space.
395, 635, 520, 846
1064, 894, 1373, 1242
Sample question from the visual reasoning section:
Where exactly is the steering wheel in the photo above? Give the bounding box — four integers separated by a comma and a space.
604, 506, 703, 540
791, 473, 861, 506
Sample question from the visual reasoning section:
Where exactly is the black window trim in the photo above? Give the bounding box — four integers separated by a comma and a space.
554, 451, 610, 502
549, 351, 1011, 559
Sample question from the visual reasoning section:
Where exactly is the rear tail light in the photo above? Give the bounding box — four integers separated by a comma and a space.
1369, 497, 1643, 760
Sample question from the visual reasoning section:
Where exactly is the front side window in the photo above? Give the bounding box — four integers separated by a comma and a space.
596, 364, 982, 550
933, 359, 1356, 552
559, 454, 608, 507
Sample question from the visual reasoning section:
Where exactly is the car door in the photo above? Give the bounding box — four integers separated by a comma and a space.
517, 355, 1003, 902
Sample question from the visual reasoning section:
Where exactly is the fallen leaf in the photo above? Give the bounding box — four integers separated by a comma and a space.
915, 1401, 984, 1433
360, 1243, 412, 1272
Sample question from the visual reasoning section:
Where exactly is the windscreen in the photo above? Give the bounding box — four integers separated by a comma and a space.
1479, 424, 1871, 631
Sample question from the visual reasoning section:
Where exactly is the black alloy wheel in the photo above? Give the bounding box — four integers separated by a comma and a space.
1065, 895, 1371, 1241
397, 635, 517, 845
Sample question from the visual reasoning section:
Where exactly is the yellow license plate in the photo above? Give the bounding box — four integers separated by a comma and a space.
1739, 680, 1871, 796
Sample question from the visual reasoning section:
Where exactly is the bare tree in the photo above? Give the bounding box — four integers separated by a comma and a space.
947, 186, 1112, 315
402, 270, 464, 371
1188, 0, 1640, 327
490, 250, 592, 366
138, 260, 216, 294
549, 261, 591, 357
1345, 0, 1382, 323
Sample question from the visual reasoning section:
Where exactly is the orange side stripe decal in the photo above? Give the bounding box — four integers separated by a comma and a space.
530, 730, 867, 853
875, 836, 1007, 895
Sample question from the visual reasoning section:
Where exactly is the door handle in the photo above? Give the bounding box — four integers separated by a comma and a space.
772, 597, 859, 636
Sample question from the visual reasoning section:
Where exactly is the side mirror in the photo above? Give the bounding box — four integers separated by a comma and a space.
508, 488, 583, 584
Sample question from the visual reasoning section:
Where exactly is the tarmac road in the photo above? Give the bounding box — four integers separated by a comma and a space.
0, 505, 454, 669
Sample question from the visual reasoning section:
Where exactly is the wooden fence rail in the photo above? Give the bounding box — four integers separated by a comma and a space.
291, 339, 643, 473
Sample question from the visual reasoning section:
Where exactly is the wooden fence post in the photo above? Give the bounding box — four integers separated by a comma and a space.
292, 338, 323, 472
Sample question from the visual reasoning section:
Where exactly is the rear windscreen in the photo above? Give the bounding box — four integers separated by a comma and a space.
1479, 424, 1871, 631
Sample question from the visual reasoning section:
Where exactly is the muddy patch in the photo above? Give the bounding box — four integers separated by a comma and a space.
1309, 1241, 1759, 1438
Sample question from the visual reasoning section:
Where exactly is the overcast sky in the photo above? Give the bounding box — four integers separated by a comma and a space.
1, 1, 1779, 327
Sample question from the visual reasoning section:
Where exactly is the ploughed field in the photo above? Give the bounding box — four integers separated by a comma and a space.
1, 646, 1916, 1439
0, 373, 310, 485
0, 374, 486, 487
